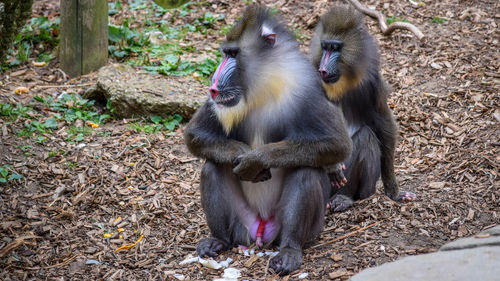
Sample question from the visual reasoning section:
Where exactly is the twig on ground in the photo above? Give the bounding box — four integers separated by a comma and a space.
311, 220, 385, 249
347, 0, 425, 41
16, 253, 82, 270
33, 83, 94, 89
0, 235, 40, 258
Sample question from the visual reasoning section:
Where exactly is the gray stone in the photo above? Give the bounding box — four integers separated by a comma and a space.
350, 247, 500, 281
440, 236, 500, 251
84, 63, 207, 119
479, 225, 500, 237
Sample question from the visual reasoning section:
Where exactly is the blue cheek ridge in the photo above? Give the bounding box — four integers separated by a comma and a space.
211, 57, 237, 87
327, 51, 341, 71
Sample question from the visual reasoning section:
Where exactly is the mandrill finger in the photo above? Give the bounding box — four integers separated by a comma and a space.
252, 169, 272, 182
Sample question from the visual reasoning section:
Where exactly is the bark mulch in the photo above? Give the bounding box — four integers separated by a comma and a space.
1, 0, 498, 280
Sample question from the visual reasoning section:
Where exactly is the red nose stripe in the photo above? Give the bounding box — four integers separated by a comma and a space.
210, 57, 229, 99
319, 50, 331, 72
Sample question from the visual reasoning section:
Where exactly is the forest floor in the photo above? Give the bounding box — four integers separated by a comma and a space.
0, 0, 499, 280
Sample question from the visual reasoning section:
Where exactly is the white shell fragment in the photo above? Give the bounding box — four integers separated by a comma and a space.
85, 259, 100, 265
199, 258, 222, 270
265, 251, 279, 257
223, 268, 241, 279
179, 256, 200, 265
298, 272, 309, 279
180, 256, 233, 270
219, 257, 233, 268
173, 274, 185, 280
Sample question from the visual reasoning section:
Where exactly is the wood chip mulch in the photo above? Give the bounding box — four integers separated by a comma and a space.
1, 0, 498, 280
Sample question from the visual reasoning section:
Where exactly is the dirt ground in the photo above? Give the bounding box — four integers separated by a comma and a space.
1, 0, 499, 280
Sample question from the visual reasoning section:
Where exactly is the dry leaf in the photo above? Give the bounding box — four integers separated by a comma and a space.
32, 61, 47, 67
15, 87, 29, 95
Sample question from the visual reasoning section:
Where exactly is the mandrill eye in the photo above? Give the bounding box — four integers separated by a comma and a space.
223, 47, 239, 58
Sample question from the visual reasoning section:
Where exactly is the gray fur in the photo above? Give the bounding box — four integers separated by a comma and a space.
310, 6, 416, 210
185, 5, 352, 275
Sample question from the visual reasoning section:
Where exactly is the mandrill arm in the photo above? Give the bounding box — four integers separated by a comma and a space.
233, 138, 351, 181
234, 103, 352, 181
184, 103, 251, 165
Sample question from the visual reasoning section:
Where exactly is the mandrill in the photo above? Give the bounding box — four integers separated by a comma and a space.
184, 5, 351, 275
310, 6, 417, 212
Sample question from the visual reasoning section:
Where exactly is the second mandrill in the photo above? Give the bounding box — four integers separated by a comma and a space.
310, 6, 417, 212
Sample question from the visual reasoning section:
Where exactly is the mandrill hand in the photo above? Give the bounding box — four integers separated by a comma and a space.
233, 151, 272, 182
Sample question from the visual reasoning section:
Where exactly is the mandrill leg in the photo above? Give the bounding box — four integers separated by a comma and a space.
329, 126, 381, 212
270, 167, 329, 275
197, 161, 257, 257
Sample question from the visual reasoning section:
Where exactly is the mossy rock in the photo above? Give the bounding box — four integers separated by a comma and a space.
84, 63, 207, 119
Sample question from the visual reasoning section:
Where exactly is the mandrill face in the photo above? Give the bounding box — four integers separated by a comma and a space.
209, 47, 244, 108
318, 39, 344, 84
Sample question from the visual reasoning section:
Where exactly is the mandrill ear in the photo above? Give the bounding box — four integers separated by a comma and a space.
261, 25, 276, 47
264, 33, 276, 46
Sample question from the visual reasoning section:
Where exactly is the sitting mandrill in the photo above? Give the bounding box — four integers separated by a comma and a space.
184, 5, 352, 275
309, 6, 417, 212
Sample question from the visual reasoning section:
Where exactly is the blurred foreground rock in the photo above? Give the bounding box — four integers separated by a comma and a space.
84, 63, 206, 119
351, 225, 500, 281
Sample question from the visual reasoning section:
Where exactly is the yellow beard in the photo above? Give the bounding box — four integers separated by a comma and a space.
216, 71, 291, 135
322, 74, 361, 101
216, 100, 248, 135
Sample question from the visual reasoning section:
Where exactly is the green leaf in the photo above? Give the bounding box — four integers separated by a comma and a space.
431, 17, 447, 23
163, 54, 179, 65
0, 178, 6, 183
36, 136, 47, 143
108, 25, 123, 43
44, 118, 58, 129
153, 0, 190, 9
8, 174, 23, 181
0, 167, 8, 177
173, 114, 183, 122
75, 133, 84, 142
37, 53, 55, 62
150, 115, 162, 124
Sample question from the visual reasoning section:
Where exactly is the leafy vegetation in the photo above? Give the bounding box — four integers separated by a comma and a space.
4, 0, 224, 81
0, 0, 33, 65
431, 17, 447, 23
0, 104, 33, 120
386, 17, 408, 25
6, 16, 59, 68
1, 93, 109, 142
129, 114, 182, 133
106, 1, 224, 80
0, 165, 23, 183
33, 93, 110, 125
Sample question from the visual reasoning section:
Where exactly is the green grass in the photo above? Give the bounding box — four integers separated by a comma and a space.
431, 17, 447, 23
17, 145, 33, 156
386, 17, 408, 25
